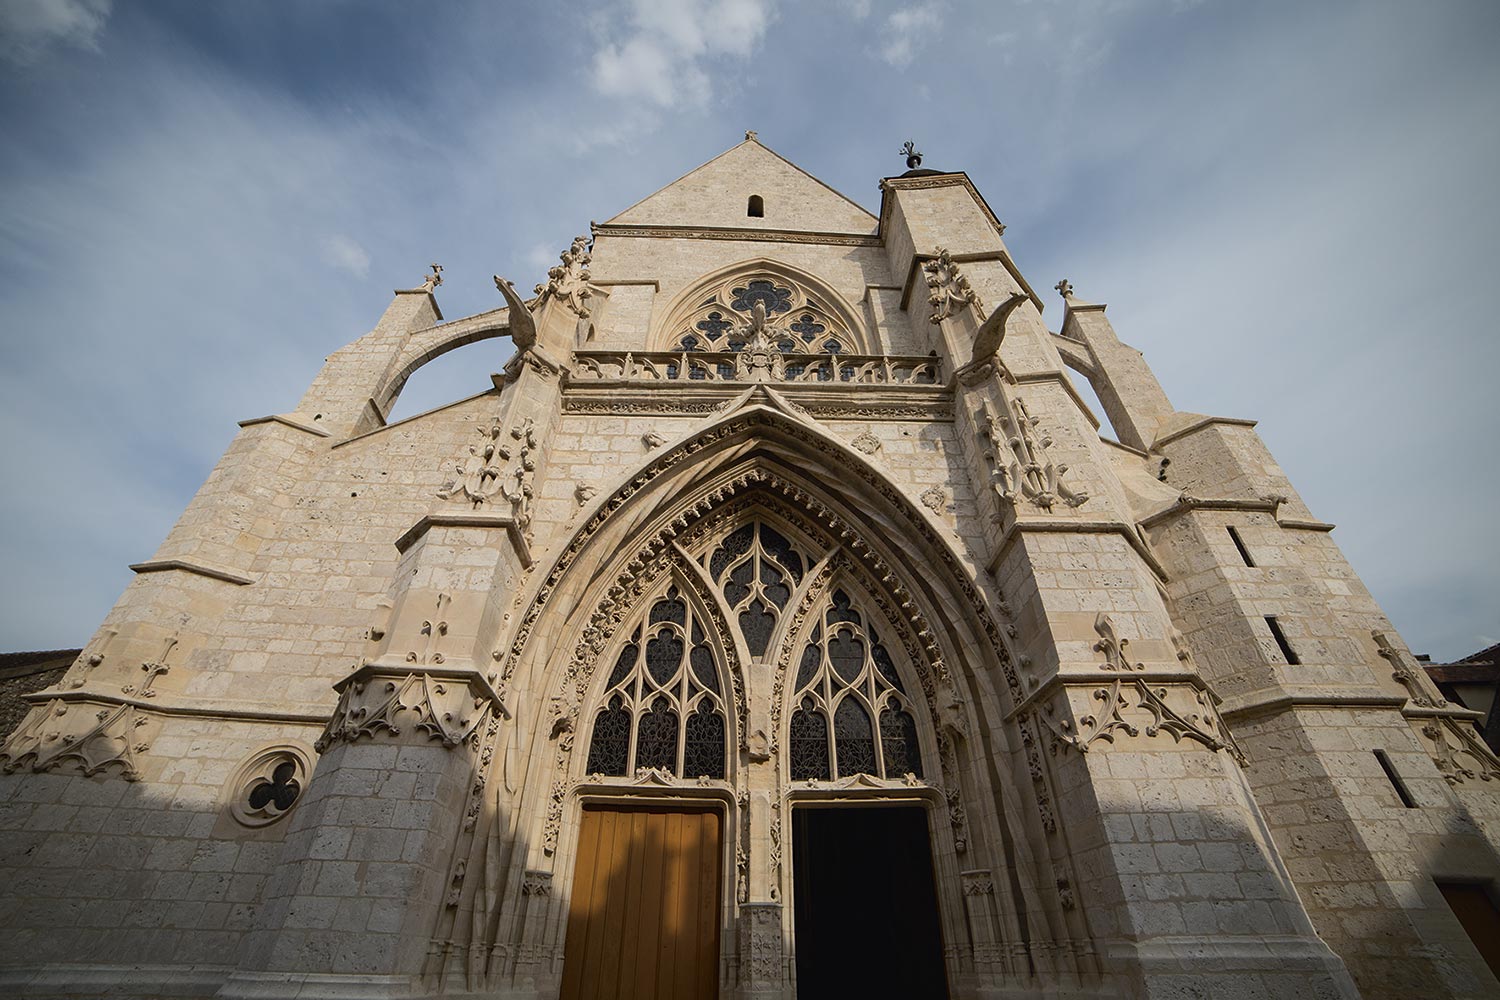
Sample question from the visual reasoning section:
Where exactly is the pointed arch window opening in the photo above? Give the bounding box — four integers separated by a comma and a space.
703, 519, 813, 660
789, 587, 925, 782
584, 583, 730, 780
673, 275, 854, 357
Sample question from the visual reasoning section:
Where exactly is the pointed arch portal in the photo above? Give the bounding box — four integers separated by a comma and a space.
516, 404, 1033, 999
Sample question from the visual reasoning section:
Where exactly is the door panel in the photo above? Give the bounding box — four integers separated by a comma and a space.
561, 805, 723, 1000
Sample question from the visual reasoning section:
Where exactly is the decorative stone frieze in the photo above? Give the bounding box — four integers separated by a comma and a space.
1035, 676, 1245, 763
315, 664, 505, 752
0, 697, 155, 780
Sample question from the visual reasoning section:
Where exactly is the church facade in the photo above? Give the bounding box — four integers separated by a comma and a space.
2, 136, 1498, 999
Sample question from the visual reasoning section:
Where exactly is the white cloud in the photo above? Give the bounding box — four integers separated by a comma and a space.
878, 0, 944, 68
0, 0, 111, 67
838, 0, 873, 20
320, 234, 371, 279
590, 0, 777, 108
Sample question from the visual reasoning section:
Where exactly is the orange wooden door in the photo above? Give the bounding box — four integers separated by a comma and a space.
560, 804, 722, 1000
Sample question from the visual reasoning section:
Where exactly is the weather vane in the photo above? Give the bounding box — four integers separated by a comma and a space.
900, 140, 922, 170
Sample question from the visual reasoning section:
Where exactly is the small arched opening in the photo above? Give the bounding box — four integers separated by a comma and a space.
747, 194, 765, 218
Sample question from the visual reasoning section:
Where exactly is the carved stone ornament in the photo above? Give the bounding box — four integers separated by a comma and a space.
437, 419, 509, 508
923, 247, 982, 323
1419, 717, 1500, 785
920, 486, 947, 514
574, 481, 597, 506
420, 263, 443, 293
976, 394, 1089, 513
738, 902, 783, 986
0, 698, 154, 781
961, 871, 994, 896
1039, 678, 1247, 765
1093, 613, 1145, 671
225, 744, 313, 828
531, 235, 594, 317
316, 670, 490, 752
521, 869, 553, 897
642, 431, 666, 450
1373, 630, 1446, 708
733, 301, 786, 382
850, 430, 881, 455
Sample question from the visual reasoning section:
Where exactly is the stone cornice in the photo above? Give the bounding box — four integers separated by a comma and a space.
23, 687, 329, 724
878, 171, 1008, 242
592, 223, 880, 247
1152, 414, 1258, 447
236, 413, 331, 438
394, 510, 533, 567
1217, 688, 1408, 722
987, 518, 1170, 583
899, 250, 1044, 316
1138, 496, 1284, 530
129, 558, 254, 586
1005, 666, 1207, 721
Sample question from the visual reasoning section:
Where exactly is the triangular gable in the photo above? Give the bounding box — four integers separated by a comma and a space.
605, 138, 877, 235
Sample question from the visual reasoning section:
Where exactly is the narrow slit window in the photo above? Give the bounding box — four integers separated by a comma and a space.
747, 194, 764, 218
1265, 616, 1300, 665
1373, 749, 1416, 808
1227, 525, 1255, 567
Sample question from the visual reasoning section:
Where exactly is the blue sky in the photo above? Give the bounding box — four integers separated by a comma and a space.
1, 0, 1497, 660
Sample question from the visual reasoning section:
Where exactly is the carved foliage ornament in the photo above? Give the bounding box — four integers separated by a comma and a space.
316, 672, 489, 752
0, 699, 153, 781
923, 248, 982, 324
1373, 630, 1446, 708
1038, 677, 1247, 765
976, 394, 1088, 513
1093, 613, 1145, 671
1419, 717, 1500, 785
532, 235, 594, 317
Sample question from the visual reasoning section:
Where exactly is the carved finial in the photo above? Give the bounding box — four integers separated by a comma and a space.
900, 140, 922, 170
745, 129, 758, 141
421, 264, 443, 293
1055, 278, 1073, 299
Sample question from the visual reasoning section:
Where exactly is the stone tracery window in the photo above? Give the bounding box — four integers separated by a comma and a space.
584, 585, 728, 779
673, 275, 854, 356
704, 520, 809, 658
789, 588, 924, 781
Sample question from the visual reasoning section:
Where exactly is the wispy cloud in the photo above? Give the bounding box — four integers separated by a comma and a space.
877, 0, 944, 68
590, 0, 777, 108
320, 234, 371, 279
0, 0, 112, 67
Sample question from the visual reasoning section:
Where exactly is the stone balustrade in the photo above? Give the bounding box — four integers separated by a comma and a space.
570, 350, 942, 386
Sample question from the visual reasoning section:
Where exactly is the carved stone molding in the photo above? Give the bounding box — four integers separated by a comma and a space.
1374, 630, 1446, 709
850, 430, 881, 454
961, 870, 994, 896
531, 235, 595, 317
315, 666, 502, 753
1036, 677, 1246, 764
0, 698, 155, 781
1418, 717, 1500, 785
1093, 613, 1145, 671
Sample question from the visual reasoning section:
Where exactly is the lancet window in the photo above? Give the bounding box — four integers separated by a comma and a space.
672, 276, 855, 357
788, 588, 924, 781
703, 520, 810, 658
584, 585, 729, 779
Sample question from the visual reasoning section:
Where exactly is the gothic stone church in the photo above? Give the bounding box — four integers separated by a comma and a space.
3, 136, 1499, 1000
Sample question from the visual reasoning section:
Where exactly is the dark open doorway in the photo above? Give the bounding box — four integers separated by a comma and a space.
791, 804, 948, 999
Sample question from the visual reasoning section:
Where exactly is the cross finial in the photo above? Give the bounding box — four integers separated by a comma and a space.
422, 264, 444, 293
1055, 278, 1073, 299
745, 129, 758, 141
900, 140, 922, 170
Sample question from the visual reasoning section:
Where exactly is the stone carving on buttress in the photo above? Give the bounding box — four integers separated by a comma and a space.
975, 391, 1089, 513
924, 247, 981, 323
531, 235, 593, 318
437, 416, 537, 537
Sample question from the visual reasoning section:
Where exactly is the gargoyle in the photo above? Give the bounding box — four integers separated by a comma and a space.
970, 291, 1028, 367
492, 274, 538, 350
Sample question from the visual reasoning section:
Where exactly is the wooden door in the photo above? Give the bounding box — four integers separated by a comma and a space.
560, 804, 722, 1000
